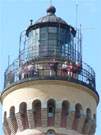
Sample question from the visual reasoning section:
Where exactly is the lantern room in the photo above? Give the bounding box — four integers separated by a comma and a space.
20, 5, 81, 65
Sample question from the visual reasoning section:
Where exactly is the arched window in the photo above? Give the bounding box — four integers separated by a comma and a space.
10, 106, 15, 120
72, 103, 82, 130
9, 106, 18, 133
61, 100, 69, 127
3, 111, 11, 135
47, 129, 55, 135
4, 111, 7, 123
75, 103, 82, 118
93, 114, 96, 121
86, 108, 91, 120
19, 102, 28, 129
47, 99, 55, 126
32, 100, 41, 127
82, 108, 92, 134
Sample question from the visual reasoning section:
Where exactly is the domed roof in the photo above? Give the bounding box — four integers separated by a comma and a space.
26, 5, 76, 37
34, 5, 67, 25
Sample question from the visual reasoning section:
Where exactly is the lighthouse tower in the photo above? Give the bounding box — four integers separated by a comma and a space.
1, 6, 99, 135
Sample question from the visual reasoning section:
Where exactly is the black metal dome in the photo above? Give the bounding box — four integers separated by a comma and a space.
35, 5, 67, 25
26, 6, 76, 37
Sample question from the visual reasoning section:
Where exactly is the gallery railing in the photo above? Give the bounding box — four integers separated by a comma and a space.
4, 48, 96, 91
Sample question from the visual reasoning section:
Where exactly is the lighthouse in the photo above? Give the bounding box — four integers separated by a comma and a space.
1, 5, 99, 135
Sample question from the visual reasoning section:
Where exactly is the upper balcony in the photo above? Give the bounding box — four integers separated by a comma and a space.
3, 47, 96, 94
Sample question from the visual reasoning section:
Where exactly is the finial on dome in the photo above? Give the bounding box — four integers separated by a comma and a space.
47, 5, 56, 15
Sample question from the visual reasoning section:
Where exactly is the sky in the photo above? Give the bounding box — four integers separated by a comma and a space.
0, 0, 101, 134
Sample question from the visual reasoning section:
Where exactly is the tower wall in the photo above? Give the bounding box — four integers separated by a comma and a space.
1, 4, 99, 135
2, 80, 98, 135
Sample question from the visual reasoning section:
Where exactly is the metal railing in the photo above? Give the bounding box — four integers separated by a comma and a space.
4, 54, 96, 91
18, 46, 82, 63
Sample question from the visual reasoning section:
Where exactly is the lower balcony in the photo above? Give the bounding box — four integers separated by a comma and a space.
3, 58, 97, 94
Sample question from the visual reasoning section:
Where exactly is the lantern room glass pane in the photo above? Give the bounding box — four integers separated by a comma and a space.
27, 29, 40, 59
26, 26, 75, 60
48, 33, 57, 40
48, 27, 57, 33
40, 27, 48, 33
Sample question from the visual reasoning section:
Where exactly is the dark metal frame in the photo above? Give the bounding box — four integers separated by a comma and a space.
26, 22, 76, 37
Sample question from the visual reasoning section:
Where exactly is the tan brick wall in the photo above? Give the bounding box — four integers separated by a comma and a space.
7, 117, 18, 134
3, 109, 96, 135
77, 115, 85, 133
2, 80, 97, 135
67, 111, 74, 129
27, 110, 35, 128
55, 108, 61, 127
2, 81, 98, 116
41, 108, 47, 127
16, 113, 24, 131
